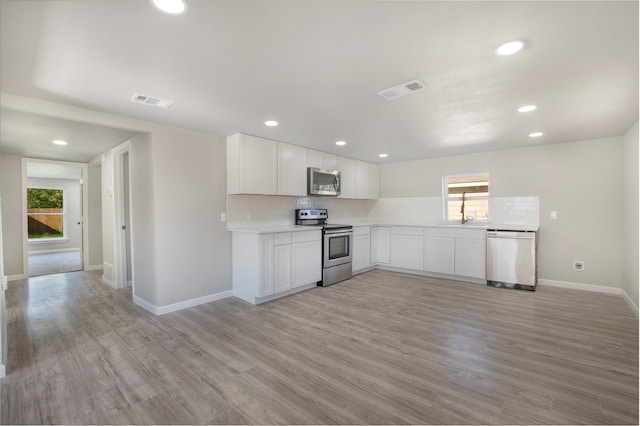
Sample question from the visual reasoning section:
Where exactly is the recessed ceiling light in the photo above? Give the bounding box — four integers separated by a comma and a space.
518, 105, 537, 113
496, 40, 525, 56
378, 153, 388, 158
529, 132, 543, 138
264, 120, 278, 127
150, 0, 188, 15
335, 141, 346, 146
52, 140, 68, 146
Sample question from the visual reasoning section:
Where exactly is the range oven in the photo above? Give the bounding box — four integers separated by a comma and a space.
295, 209, 353, 286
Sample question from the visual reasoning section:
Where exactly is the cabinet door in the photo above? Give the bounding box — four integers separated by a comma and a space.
273, 244, 292, 293
278, 142, 307, 196
352, 234, 371, 272
240, 134, 278, 194
391, 234, 424, 270
258, 234, 274, 296
455, 237, 486, 279
291, 240, 322, 288
308, 149, 337, 171
336, 156, 356, 198
355, 160, 379, 199
425, 236, 455, 275
371, 226, 390, 264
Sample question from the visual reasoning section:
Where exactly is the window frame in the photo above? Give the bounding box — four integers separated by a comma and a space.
442, 173, 490, 223
27, 186, 67, 242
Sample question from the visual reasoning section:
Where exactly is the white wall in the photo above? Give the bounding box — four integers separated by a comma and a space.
379, 137, 624, 290
26, 177, 82, 253
87, 163, 103, 268
100, 150, 115, 283
227, 194, 370, 227
0, 155, 24, 278
622, 121, 639, 309
2, 93, 233, 312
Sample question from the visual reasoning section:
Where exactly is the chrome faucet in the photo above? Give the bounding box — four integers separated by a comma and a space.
461, 192, 467, 224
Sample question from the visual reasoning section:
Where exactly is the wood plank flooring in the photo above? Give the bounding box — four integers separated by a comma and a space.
1, 269, 637, 424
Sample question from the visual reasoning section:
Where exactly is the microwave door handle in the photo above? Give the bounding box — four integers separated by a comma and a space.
333, 175, 339, 191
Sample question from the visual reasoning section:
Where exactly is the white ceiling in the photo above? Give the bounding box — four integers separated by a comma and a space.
1, 0, 638, 164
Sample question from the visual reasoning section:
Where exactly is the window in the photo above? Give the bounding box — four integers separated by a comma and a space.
443, 174, 489, 222
27, 188, 65, 240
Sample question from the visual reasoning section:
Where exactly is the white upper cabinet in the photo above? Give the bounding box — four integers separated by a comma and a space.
277, 142, 307, 196
307, 149, 337, 171
227, 133, 278, 195
336, 156, 356, 198
355, 160, 379, 199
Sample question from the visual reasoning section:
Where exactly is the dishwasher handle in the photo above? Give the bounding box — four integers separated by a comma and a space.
487, 231, 535, 239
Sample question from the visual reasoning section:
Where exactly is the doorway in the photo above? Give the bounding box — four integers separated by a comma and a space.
23, 159, 88, 277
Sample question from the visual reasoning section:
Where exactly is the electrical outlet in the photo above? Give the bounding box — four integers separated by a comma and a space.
220, 212, 226, 222
573, 260, 584, 271
246, 212, 253, 222
550, 210, 557, 220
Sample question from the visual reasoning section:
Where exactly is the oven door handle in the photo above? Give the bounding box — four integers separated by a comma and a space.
324, 229, 353, 235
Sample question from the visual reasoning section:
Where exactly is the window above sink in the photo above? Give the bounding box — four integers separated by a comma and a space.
443, 174, 490, 223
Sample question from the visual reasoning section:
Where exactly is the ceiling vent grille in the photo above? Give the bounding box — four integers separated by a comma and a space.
377, 79, 426, 101
130, 92, 175, 108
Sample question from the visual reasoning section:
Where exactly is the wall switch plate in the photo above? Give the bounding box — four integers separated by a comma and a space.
550, 210, 557, 220
220, 212, 226, 222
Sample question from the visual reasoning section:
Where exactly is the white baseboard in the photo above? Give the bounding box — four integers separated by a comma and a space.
84, 264, 103, 272
28, 248, 80, 255
7, 274, 27, 282
537, 278, 622, 294
621, 288, 639, 318
538, 278, 638, 318
133, 289, 233, 315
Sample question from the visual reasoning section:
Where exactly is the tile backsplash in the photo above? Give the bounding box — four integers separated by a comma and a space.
227, 195, 539, 228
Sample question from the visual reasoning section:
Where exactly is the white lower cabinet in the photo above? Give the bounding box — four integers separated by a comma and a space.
273, 243, 292, 293
232, 230, 321, 304
454, 235, 486, 279
425, 228, 486, 279
291, 239, 322, 288
425, 233, 455, 275
370, 226, 390, 264
390, 227, 424, 271
352, 226, 371, 273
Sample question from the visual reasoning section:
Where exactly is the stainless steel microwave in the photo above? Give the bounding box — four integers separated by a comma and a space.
307, 167, 341, 196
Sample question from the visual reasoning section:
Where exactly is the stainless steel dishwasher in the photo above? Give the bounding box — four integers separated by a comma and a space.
487, 230, 537, 290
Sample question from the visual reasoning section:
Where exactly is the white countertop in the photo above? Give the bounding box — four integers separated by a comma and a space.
227, 225, 323, 234
228, 222, 539, 233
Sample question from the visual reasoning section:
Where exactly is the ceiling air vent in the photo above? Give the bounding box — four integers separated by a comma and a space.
377, 79, 426, 101
130, 92, 175, 109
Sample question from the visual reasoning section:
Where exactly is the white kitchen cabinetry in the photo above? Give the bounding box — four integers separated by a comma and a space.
291, 232, 322, 288
390, 227, 424, 271
425, 228, 486, 279
336, 156, 356, 198
371, 226, 390, 264
355, 160, 379, 199
273, 233, 293, 293
227, 133, 278, 195
232, 230, 321, 304
307, 149, 337, 171
277, 142, 307, 196
454, 231, 486, 279
425, 231, 455, 275
352, 226, 372, 273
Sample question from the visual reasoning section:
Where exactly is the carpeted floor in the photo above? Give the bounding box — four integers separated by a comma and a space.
28, 251, 83, 277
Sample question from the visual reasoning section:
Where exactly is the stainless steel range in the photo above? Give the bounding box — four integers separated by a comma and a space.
295, 209, 352, 286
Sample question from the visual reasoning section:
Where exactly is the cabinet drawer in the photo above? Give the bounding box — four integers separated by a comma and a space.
391, 226, 424, 236
273, 232, 292, 245
291, 230, 321, 243
353, 226, 371, 236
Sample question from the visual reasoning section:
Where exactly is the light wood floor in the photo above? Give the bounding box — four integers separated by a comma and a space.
1, 270, 638, 424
